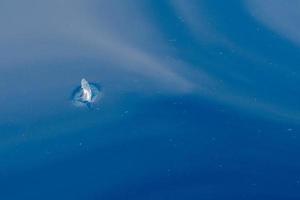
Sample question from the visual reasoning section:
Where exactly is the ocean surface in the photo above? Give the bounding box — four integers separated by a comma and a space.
0, 0, 299, 199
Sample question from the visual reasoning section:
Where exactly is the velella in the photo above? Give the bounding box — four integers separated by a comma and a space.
71, 79, 102, 108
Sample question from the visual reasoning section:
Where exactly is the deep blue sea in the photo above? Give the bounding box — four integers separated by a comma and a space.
0, 0, 299, 199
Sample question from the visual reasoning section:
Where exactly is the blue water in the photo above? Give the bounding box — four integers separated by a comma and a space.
0, 0, 299, 199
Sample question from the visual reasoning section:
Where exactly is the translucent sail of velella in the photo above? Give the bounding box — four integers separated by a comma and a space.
81, 78, 92, 102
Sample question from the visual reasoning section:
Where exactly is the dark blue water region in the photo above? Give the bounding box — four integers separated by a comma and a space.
0, 95, 298, 199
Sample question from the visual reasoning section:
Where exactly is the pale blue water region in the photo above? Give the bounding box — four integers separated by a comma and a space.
0, 0, 299, 199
